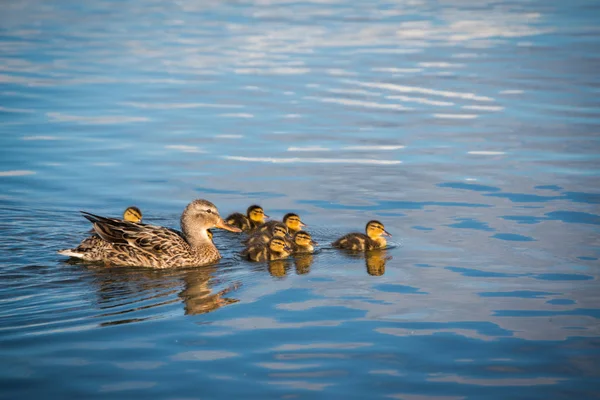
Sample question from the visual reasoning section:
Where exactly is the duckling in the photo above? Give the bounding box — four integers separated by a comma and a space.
292, 230, 318, 253
225, 205, 268, 232
242, 237, 292, 262
58, 199, 242, 268
258, 213, 306, 235
123, 206, 143, 223
332, 220, 391, 251
207, 229, 213, 242
243, 222, 289, 247
88, 206, 142, 234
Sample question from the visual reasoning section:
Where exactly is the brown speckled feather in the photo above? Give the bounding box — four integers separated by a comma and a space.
72, 212, 219, 268
332, 233, 378, 251
242, 243, 290, 262
225, 213, 252, 232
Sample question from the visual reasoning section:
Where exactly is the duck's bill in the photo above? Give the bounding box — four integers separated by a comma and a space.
383, 230, 392, 237
299, 220, 307, 227
311, 240, 319, 245
284, 246, 293, 252
215, 218, 242, 233
263, 214, 270, 219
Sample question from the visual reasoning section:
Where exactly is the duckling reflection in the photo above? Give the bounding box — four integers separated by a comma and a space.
294, 253, 314, 275
268, 259, 292, 278
365, 249, 391, 276
225, 205, 268, 232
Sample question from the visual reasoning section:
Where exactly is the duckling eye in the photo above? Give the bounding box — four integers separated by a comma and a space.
206, 209, 212, 214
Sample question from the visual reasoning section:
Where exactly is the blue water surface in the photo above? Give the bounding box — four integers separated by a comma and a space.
1, 0, 599, 398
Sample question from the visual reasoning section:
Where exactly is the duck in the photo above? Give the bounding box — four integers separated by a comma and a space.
258, 212, 306, 234
243, 221, 289, 247
58, 199, 241, 268
225, 205, 268, 232
332, 220, 391, 251
242, 237, 292, 262
291, 230, 318, 253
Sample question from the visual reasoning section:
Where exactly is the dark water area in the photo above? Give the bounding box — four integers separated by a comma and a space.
1, 0, 600, 398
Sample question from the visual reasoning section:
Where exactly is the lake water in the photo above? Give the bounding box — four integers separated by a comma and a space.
1, 0, 599, 398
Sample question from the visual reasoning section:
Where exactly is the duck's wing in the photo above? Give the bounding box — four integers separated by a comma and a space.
81, 212, 188, 255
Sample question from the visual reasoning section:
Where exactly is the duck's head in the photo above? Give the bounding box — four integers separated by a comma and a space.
247, 205, 268, 224
207, 229, 213, 241
271, 222, 289, 238
365, 220, 391, 239
294, 230, 318, 248
181, 199, 242, 237
283, 213, 306, 232
123, 206, 142, 223
269, 237, 292, 254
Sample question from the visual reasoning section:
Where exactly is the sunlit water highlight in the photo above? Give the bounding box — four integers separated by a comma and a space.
1, 0, 599, 398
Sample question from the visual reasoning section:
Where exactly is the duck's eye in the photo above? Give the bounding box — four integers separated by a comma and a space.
206, 209, 212, 214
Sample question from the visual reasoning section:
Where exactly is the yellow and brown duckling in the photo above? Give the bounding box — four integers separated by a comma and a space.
292, 230, 318, 253
58, 199, 242, 268
242, 237, 292, 262
243, 222, 288, 247
225, 205, 268, 232
332, 220, 391, 251
258, 213, 306, 235
122, 206, 143, 223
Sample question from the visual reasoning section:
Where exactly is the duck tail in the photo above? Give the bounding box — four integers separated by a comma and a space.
57, 248, 85, 259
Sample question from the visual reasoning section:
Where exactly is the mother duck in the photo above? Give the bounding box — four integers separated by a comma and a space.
58, 199, 241, 268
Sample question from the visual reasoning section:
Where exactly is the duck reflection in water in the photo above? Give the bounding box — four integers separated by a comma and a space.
180, 268, 239, 315
86, 265, 239, 323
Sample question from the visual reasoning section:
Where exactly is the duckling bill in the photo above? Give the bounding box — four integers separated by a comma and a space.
225, 205, 268, 232
332, 220, 390, 251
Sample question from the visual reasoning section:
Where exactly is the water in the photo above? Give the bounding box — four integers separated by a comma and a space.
1, 0, 599, 398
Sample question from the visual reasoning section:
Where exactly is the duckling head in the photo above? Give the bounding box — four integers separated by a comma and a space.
366, 220, 391, 247
123, 206, 142, 223
283, 213, 306, 232
247, 205, 268, 224
181, 199, 241, 243
271, 222, 289, 238
294, 230, 318, 249
207, 229, 213, 241
269, 237, 292, 254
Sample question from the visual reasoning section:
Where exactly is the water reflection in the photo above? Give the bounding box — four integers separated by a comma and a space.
180, 269, 240, 316
268, 259, 293, 278
86, 265, 239, 323
365, 250, 391, 276
294, 254, 314, 275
